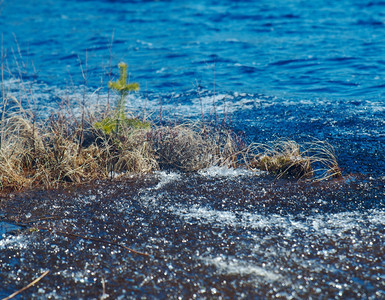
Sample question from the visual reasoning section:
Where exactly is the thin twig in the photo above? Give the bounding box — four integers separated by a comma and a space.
2, 270, 49, 300
22, 216, 63, 223
100, 276, 109, 300
1, 33, 6, 149
195, 79, 205, 128
107, 30, 114, 110
77, 51, 88, 156
212, 63, 217, 125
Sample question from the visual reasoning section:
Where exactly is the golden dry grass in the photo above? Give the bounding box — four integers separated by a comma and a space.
0, 105, 245, 191
0, 94, 342, 191
0, 104, 343, 191
249, 139, 342, 181
0, 114, 106, 190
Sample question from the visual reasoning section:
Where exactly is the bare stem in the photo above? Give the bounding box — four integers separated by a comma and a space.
107, 30, 115, 111
0, 33, 5, 149
77, 51, 88, 155
3, 271, 50, 300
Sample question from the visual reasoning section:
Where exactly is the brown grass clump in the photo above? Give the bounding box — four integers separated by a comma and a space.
97, 122, 158, 175
250, 140, 312, 179
302, 140, 343, 181
0, 103, 246, 191
0, 105, 343, 191
249, 139, 342, 181
148, 124, 216, 171
0, 94, 160, 191
0, 97, 343, 192
146, 123, 246, 172
0, 113, 106, 190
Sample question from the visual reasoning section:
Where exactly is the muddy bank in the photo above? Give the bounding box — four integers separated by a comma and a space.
1, 170, 384, 299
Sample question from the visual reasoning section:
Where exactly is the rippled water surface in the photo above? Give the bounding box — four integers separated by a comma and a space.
1, 0, 385, 298
2, 0, 385, 98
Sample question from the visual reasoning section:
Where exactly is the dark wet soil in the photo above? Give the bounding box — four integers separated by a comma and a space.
1, 171, 384, 299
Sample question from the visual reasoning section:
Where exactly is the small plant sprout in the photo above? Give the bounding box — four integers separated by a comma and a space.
95, 63, 149, 134
109, 62, 139, 120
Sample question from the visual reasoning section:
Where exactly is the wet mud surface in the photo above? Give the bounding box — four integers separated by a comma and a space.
1, 170, 385, 299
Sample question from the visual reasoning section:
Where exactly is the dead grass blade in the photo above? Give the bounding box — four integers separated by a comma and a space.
2, 270, 49, 300
303, 140, 342, 181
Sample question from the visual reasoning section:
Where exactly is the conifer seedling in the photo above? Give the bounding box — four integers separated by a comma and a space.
109, 62, 139, 121
95, 63, 150, 134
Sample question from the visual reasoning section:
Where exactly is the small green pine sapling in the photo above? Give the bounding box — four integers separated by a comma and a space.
95, 62, 150, 134
109, 62, 139, 121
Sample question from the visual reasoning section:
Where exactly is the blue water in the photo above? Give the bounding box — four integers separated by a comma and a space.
2, 0, 385, 97
1, 1, 385, 298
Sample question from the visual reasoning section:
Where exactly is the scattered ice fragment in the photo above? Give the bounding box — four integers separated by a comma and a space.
198, 166, 255, 177
152, 170, 181, 190
201, 256, 281, 281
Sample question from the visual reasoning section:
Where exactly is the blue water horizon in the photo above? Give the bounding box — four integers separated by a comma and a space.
2, 0, 385, 99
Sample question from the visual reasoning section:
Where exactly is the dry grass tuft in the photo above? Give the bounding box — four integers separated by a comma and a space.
0, 106, 343, 191
146, 123, 244, 172
0, 98, 343, 191
302, 140, 342, 181
98, 123, 158, 175
0, 103, 247, 190
250, 140, 313, 179
148, 124, 215, 171
0, 113, 107, 190
249, 139, 342, 181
